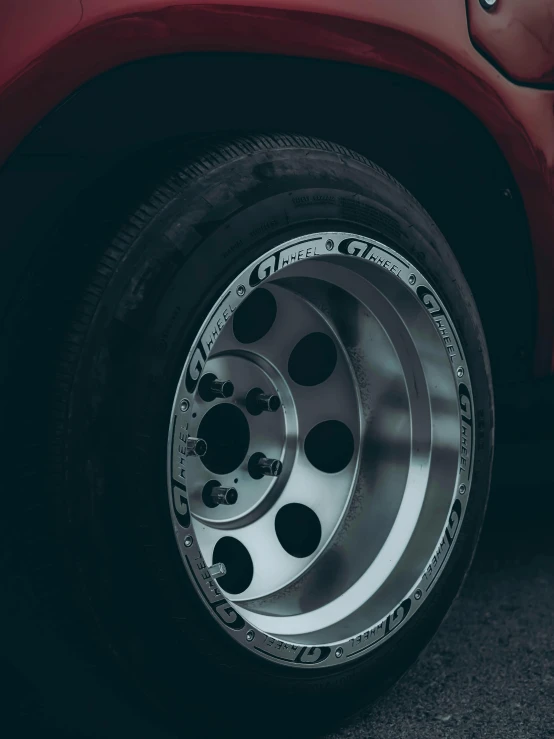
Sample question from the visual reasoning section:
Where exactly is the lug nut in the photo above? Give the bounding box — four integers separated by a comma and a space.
207, 563, 227, 579
258, 394, 280, 412
210, 379, 234, 398
210, 486, 238, 506
202, 480, 239, 508
249, 453, 283, 479
245, 388, 281, 415
199, 373, 234, 402
186, 437, 208, 457
258, 457, 282, 476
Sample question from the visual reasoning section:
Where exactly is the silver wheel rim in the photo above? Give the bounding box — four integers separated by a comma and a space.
168, 232, 474, 667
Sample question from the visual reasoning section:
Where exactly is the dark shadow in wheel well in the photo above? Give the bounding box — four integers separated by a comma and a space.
0, 53, 536, 388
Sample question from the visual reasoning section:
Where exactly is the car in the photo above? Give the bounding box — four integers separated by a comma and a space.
1, 1, 553, 737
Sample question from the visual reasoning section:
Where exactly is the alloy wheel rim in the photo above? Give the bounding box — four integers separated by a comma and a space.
168, 232, 474, 667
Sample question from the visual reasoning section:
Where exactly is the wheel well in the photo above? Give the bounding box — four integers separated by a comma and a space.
0, 52, 536, 386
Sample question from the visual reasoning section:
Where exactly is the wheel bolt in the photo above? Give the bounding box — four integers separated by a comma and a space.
203, 480, 238, 508
186, 437, 208, 457
207, 563, 226, 579
210, 486, 238, 506
199, 373, 234, 402
258, 394, 280, 412
258, 457, 282, 476
211, 379, 234, 398
245, 388, 281, 415
249, 453, 283, 479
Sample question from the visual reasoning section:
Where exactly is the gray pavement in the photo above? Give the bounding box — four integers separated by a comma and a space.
328, 441, 554, 739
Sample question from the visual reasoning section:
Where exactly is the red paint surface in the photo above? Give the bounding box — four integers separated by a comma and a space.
1, 0, 554, 374
468, 0, 554, 85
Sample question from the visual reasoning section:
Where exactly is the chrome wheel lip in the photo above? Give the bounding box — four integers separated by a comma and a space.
167, 231, 474, 668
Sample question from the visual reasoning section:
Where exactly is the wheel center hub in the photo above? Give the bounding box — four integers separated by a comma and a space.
186, 353, 290, 528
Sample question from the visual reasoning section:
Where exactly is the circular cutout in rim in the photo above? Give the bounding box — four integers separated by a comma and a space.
233, 288, 277, 344
288, 332, 338, 387
304, 420, 355, 473
213, 537, 254, 594
197, 403, 250, 475
275, 504, 322, 558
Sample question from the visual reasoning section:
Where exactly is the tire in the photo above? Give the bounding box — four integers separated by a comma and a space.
7, 134, 494, 738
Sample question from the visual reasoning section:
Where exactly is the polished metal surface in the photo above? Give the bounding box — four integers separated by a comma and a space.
168, 232, 474, 668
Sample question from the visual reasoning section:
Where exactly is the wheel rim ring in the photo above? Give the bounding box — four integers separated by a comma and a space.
168, 231, 474, 667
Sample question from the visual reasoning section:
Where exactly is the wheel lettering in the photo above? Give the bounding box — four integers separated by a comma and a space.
384, 598, 412, 636
172, 485, 190, 528
296, 646, 331, 664
459, 383, 472, 423
459, 383, 473, 475
185, 343, 206, 393
337, 236, 373, 258
214, 602, 246, 631
249, 254, 278, 287
447, 498, 462, 541
417, 285, 444, 316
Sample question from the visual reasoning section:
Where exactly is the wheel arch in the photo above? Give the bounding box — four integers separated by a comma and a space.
0, 52, 537, 389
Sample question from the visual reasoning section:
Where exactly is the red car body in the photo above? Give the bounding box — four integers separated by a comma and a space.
1, 0, 554, 377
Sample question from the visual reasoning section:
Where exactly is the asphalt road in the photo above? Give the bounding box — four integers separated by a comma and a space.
4, 440, 554, 738
328, 440, 554, 739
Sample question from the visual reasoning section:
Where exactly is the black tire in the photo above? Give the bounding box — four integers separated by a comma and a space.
5, 134, 494, 738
